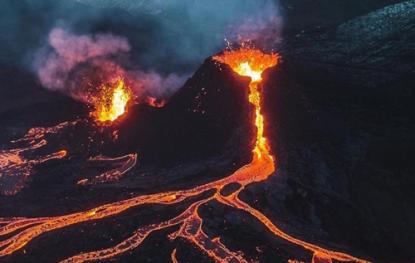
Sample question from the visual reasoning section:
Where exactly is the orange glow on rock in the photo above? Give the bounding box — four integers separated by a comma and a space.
146, 96, 166, 108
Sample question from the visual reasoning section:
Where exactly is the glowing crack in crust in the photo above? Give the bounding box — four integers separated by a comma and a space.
77, 153, 138, 186
0, 48, 369, 263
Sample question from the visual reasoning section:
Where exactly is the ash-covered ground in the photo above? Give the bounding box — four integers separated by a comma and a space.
1, 1, 414, 262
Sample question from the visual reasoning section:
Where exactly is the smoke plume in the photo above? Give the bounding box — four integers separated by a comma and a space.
34, 27, 187, 103
36, 28, 130, 92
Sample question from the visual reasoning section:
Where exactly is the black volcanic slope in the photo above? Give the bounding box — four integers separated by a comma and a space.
253, 1, 415, 262
115, 58, 254, 166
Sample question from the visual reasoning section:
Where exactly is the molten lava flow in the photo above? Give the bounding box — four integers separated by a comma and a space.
213, 48, 278, 162
0, 48, 369, 263
92, 79, 131, 123
0, 121, 74, 196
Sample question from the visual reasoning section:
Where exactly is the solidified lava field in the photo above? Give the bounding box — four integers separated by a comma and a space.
1, 1, 415, 263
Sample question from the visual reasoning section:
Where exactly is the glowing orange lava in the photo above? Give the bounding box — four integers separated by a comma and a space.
213, 47, 278, 162
146, 96, 166, 108
0, 48, 369, 263
92, 78, 131, 123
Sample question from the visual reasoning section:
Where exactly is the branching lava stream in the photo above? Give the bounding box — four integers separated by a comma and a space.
0, 48, 369, 263
0, 121, 75, 196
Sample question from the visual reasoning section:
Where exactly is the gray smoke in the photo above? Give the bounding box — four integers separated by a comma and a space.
86, 0, 282, 69
34, 27, 188, 102
0, 0, 282, 102
36, 28, 130, 91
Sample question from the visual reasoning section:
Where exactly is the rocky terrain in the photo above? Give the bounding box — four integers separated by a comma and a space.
0, 1, 414, 262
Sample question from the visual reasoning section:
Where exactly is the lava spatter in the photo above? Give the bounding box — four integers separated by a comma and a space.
92, 78, 132, 123
0, 48, 369, 263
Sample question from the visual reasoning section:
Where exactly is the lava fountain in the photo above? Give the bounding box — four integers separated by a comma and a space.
0, 48, 369, 263
91, 78, 132, 123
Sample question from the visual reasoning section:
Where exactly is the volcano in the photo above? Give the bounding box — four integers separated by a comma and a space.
0, 47, 370, 263
1, 1, 415, 262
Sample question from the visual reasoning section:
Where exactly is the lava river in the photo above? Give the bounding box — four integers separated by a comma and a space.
0, 48, 369, 263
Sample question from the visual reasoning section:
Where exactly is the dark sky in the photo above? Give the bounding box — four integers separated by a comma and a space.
0, 0, 403, 114
0, 0, 279, 74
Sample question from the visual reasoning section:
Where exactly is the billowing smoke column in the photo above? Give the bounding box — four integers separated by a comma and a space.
34, 27, 186, 107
